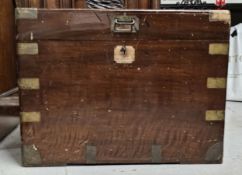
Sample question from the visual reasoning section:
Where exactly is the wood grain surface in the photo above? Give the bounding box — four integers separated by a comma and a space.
17, 10, 229, 41
0, 0, 16, 93
151, 0, 160, 9
139, 0, 151, 9
15, 0, 162, 9
127, 0, 139, 9
17, 10, 230, 166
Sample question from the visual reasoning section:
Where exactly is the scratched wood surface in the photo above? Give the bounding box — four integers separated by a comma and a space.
15, 0, 84, 8
2, 102, 242, 175
15, 0, 122, 8
15, 0, 160, 9
17, 10, 230, 166
17, 10, 229, 41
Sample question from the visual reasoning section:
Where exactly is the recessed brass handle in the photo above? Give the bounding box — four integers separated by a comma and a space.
111, 16, 139, 33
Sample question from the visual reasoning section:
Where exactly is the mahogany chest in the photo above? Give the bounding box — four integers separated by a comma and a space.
16, 8, 230, 166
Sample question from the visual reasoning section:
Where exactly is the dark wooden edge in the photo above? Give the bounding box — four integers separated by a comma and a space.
160, 3, 242, 26
160, 3, 242, 10
16, 9, 231, 41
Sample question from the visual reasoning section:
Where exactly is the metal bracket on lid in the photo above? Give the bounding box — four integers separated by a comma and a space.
15, 8, 38, 20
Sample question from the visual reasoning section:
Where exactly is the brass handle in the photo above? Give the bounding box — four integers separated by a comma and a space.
111, 16, 139, 33
115, 18, 135, 25
113, 18, 135, 33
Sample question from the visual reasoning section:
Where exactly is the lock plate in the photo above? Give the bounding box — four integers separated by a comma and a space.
111, 16, 139, 33
114, 46, 135, 64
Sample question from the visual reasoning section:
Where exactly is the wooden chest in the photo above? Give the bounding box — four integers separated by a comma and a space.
16, 8, 230, 166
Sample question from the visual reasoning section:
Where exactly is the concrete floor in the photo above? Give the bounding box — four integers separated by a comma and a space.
0, 116, 19, 141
